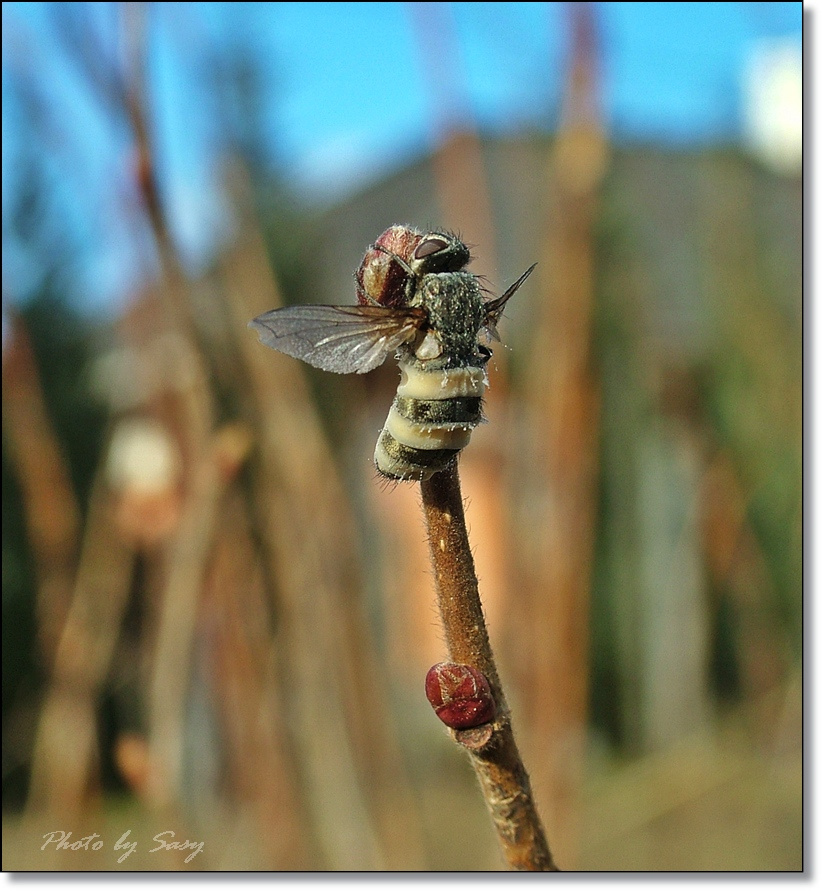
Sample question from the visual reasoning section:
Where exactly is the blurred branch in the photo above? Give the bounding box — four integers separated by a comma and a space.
2, 313, 80, 666
509, 1, 607, 866
144, 427, 228, 807
699, 451, 791, 703
52, 3, 129, 116
120, 2, 207, 356
26, 471, 135, 818
204, 486, 313, 869
114, 5, 223, 817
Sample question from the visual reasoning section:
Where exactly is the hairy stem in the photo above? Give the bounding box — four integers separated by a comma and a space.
419, 462, 559, 871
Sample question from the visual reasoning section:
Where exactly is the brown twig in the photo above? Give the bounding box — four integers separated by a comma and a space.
419, 462, 558, 871
26, 470, 135, 818
1, 312, 81, 667
505, 4, 605, 865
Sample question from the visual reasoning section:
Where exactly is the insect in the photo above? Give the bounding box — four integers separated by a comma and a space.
250, 225, 536, 481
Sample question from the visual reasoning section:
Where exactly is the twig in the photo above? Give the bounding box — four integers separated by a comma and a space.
145, 432, 225, 807
419, 462, 559, 871
2, 312, 80, 667
26, 471, 134, 817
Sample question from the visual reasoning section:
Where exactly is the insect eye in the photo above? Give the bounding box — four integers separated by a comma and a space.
414, 237, 449, 260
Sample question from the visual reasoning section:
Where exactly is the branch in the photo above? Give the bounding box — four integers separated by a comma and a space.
419, 462, 559, 871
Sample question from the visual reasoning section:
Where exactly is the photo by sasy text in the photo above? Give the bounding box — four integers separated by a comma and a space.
41, 829, 204, 864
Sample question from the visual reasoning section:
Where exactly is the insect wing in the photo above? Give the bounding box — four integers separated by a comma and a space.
249, 304, 426, 374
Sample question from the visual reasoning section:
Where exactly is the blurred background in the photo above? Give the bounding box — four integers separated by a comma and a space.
2, 1, 802, 872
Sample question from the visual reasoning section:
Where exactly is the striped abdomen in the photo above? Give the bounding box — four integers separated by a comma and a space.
374, 359, 487, 481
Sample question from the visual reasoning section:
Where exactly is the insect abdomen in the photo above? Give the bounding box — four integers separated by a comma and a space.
374, 361, 486, 481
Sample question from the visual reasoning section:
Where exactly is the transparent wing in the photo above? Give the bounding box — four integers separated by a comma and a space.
482, 263, 537, 339
249, 304, 427, 374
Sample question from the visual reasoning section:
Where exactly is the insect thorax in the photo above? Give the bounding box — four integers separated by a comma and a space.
374, 271, 489, 481
410, 271, 487, 367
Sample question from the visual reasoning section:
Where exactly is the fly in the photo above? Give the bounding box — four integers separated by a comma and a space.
249, 225, 536, 481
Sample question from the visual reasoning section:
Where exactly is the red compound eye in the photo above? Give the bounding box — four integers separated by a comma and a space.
425, 662, 496, 730
355, 225, 424, 307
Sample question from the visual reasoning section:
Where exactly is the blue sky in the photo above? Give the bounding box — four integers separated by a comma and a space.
191, 2, 802, 192
1, 2, 803, 311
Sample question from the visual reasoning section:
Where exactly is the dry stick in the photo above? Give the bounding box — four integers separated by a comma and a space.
27, 472, 135, 818
420, 463, 558, 872
1, 313, 80, 667
119, 5, 221, 810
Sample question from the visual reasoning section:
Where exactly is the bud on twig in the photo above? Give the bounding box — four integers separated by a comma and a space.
425, 662, 496, 730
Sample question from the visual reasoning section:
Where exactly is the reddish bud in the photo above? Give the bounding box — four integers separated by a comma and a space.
425, 662, 496, 729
